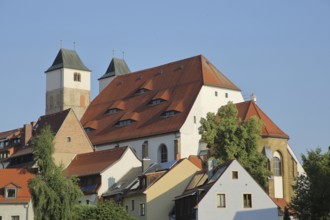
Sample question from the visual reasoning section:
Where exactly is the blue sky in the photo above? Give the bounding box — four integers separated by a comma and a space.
1, 1, 329, 159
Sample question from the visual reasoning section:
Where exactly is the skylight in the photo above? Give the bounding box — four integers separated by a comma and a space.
105, 108, 121, 115
148, 98, 165, 106
161, 110, 179, 118
115, 119, 135, 127
135, 88, 148, 95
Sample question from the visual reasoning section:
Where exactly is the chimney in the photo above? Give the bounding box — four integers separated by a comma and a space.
23, 123, 33, 145
142, 158, 151, 172
250, 93, 257, 103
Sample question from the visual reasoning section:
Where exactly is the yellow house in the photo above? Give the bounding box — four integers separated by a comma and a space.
122, 159, 200, 220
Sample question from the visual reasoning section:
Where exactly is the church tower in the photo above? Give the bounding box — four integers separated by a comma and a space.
45, 48, 91, 120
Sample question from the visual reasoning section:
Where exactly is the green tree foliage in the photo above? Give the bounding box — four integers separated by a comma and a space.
29, 126, 83, 220
200, 102, 271, 187
290, 147, 330, 220
74, 200, 135, 220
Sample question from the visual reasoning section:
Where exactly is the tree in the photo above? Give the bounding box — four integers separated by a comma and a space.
200, 102, 271, 187
29, 126, 83, 220
290, 147, 330, 220
74, 200, 135, 220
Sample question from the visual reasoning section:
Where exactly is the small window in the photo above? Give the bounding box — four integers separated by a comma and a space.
215, 91, 218, 96
105, 108, 121, 115
273, 157, 282, 176
74, 72, 81, 82
232, 171, 238, 179
161, 110, 179, 118
125, 205, 128, 212
142, 141, 149, 158
86, 200, 90, 205
217, 194, 226, 208
140, 203, 145, 216
84, 127, 95, 133
6, 188, 16, 198
67, 137, 71, 142
243, 194, 252, 208
135, 88, 148, 95
149, 98, 164, 106
132, 200, 135, 211
115, 119, 134, 127
159, 144, 168, 163
225, 93, 228, 98
194, 116, 197, 124
11, 216, 19, 220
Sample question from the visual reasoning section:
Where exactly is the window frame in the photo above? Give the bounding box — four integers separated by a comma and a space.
232, 171, 238, 179
140, 203, 145, 216
216, 193, 226, 208
6, 188, 17, 199
243, 193, 252, 208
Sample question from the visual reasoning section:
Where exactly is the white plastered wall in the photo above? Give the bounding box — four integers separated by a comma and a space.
180, 86, 244, 158
0, 202, 34, 220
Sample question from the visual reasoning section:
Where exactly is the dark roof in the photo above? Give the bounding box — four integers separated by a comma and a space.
235, 101, 289, 139
45, 48, 91, 72
34, 109, 71, 135
65, 147, 128, 176
98, 58, 131, 80
82, 55, 240, 145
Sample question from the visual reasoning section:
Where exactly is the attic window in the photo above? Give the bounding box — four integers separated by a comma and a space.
6, 188, 17, 198
84, 127, 95, 133
105, 108, 121, 115
135, 88, 148, 95
115, 119, 135, 127
161, 110, 179, 118
148, 98, 165, 106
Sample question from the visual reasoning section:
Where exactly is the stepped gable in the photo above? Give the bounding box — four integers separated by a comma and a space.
81, 55, 241, 145
236, 101, 289, 139
65, 147, 128, 176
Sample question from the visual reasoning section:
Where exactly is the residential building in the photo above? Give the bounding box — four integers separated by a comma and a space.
0, 169, 34, 220
113, 159, 200, 220
65, 146, 141, 205
45, 48, 91, 120
175, 160, 279, 220
81, 55, 244, 163
7, 109, 93, 169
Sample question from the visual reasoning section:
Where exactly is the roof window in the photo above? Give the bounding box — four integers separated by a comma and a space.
105, 108, 121, 115
161, 110, 179, 118
115, 119, 135, 127
135, 88, 149, 95
6, 188, 17, 198
148, 98, 165, 106
84, 127, 95, 133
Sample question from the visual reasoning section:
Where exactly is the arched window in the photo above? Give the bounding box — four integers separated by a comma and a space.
273, 156, 282, 176
74, 72, 81, 82
159, 144, 168, 163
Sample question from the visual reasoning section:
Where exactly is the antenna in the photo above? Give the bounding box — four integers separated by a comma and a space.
122, 51, 125, 60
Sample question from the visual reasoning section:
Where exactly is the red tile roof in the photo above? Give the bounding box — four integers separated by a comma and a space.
65, 147, 128, 176
81, 55, 240, 145
236, 101, 289, 139
0, 128, 21, 140
272, 198, 288, 211
0, 169, 34, 203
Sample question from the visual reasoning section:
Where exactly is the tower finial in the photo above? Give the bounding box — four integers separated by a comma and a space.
122, 51, 125, 60
73, 41, 76, 50
112, 49, 115, 58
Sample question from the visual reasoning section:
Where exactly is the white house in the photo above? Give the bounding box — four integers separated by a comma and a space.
175, 159, 280, 220
65, 146, 141, 205
81, 55, 244, 164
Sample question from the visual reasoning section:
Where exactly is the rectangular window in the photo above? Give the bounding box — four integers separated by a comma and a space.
232, 171, 238, 179
225, 93, 228, 98
194, 116, 197, 124
217, 194, 226, 208
6, 188, 16, 198
243, 194, 252, 208
132, 200, 135, 211
11, 216, 19, 220
215, 91, 218, 96
140, 203, 145, 216
125, 205, 128, 212
142, 141, 148, 158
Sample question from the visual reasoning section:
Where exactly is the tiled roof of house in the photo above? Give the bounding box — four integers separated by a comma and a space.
34, 109, 71, 135
65, 147, 128, 177
98, 58, 131, 80
0, 128, 21, 140
81, 55, 240, 145
0, 169, 34, 203
235, 101, 289, 139
45, 48, 90, 72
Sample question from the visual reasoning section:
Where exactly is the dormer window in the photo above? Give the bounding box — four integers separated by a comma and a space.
74, 72, 81, 82
115, 119, 135, 127
84, 127, 95, 133
6, 188, 17, 198
105, 108, 121, 115
149, 98, 165, 106
161, 110, 179, 118
135, 88, 148, 95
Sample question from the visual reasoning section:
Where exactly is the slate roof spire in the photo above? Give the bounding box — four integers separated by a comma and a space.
98, 58, 131, 80
45, 48, 90, 73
